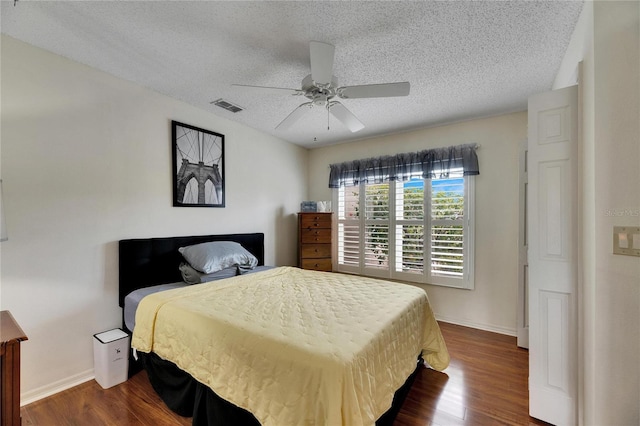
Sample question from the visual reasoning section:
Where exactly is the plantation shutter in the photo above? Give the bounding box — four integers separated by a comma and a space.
363, 183, 390, 276
428, 176, 465, 281
394, 178, 425, 275
337, 185, 360, 270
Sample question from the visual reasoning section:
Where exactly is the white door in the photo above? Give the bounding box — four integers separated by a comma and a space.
527, 85, 578, 425
517, 138, 529, 349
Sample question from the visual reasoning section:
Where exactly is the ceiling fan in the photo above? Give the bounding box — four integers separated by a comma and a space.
232, 41, 410, 133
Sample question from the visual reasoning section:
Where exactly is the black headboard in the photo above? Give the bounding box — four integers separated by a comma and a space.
118, 233, 264, 307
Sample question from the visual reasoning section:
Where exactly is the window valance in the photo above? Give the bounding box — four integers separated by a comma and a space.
328, 143, 479, 188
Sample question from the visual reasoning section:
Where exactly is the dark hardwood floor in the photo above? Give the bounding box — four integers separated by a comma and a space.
21, 322, 549, 425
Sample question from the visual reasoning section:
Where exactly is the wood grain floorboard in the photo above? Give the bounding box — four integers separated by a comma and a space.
21, 322, 550, 425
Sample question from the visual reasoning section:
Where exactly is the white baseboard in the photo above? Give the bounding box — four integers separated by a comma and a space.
435, 315, 517, 337
21, 369, 94, 407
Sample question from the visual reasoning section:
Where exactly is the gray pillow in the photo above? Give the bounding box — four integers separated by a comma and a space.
178, 241, 258, 274
179, 262, 238, 284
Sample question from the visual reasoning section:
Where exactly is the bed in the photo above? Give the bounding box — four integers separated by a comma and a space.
119, 232, 449, 426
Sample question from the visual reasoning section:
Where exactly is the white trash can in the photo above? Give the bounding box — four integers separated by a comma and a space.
93, 328, 129, 389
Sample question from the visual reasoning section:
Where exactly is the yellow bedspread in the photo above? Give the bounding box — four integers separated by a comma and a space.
132, 266, 449, 426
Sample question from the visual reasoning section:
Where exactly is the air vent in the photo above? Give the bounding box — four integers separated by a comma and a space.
210, 98, 244, 113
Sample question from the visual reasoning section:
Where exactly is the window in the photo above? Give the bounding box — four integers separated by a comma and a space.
329, 143, 478, 288
334, 170, 475, 289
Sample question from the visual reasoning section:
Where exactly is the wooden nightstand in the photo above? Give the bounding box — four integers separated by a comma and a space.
1, 311, 28, 426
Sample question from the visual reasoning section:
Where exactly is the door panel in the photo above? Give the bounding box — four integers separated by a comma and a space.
527, 85, 578, 425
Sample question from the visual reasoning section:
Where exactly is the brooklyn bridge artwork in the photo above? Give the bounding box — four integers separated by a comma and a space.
172, 121, 225, 207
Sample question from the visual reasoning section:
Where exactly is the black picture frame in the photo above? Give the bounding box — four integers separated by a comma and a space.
172, 120, 225, 207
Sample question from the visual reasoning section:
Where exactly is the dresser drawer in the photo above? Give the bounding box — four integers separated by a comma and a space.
301, 258, 332, 272
300, 214, 332, 229
301, 243, 331, 259
300, 228, 331, 244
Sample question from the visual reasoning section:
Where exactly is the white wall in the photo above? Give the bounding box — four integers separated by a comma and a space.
552, 2, 592, 90
308, 112, 526, 334
0, 35, 308, 402
555, 2, 639, 424
588, 2, 639, 424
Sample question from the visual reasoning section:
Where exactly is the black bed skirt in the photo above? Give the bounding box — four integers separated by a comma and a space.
140, 352, 260, 425
138, 352, 420, 426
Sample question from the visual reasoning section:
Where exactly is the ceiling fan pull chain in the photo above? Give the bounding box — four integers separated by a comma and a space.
327, 105, 330, 130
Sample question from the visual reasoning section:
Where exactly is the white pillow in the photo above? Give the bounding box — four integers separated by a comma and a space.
178, 241, 258, 274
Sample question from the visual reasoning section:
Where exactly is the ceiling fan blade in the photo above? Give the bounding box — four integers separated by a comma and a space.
309, 41, 335, 86
338, 82, 410, 99
328, 102, 364, 132
276, 102, 313, 130
232, 84, 303, 96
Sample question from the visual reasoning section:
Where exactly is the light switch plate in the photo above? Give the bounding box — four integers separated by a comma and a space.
613, 226, 640, 257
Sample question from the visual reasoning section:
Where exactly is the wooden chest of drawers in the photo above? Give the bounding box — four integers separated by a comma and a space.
298, 212, 332, 272
1, 311, 28, 426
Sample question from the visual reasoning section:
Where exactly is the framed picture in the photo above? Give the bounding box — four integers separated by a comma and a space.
172, 120, 225, 207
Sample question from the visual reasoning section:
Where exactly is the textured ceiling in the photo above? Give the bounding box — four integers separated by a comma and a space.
1, 1, 583, 148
